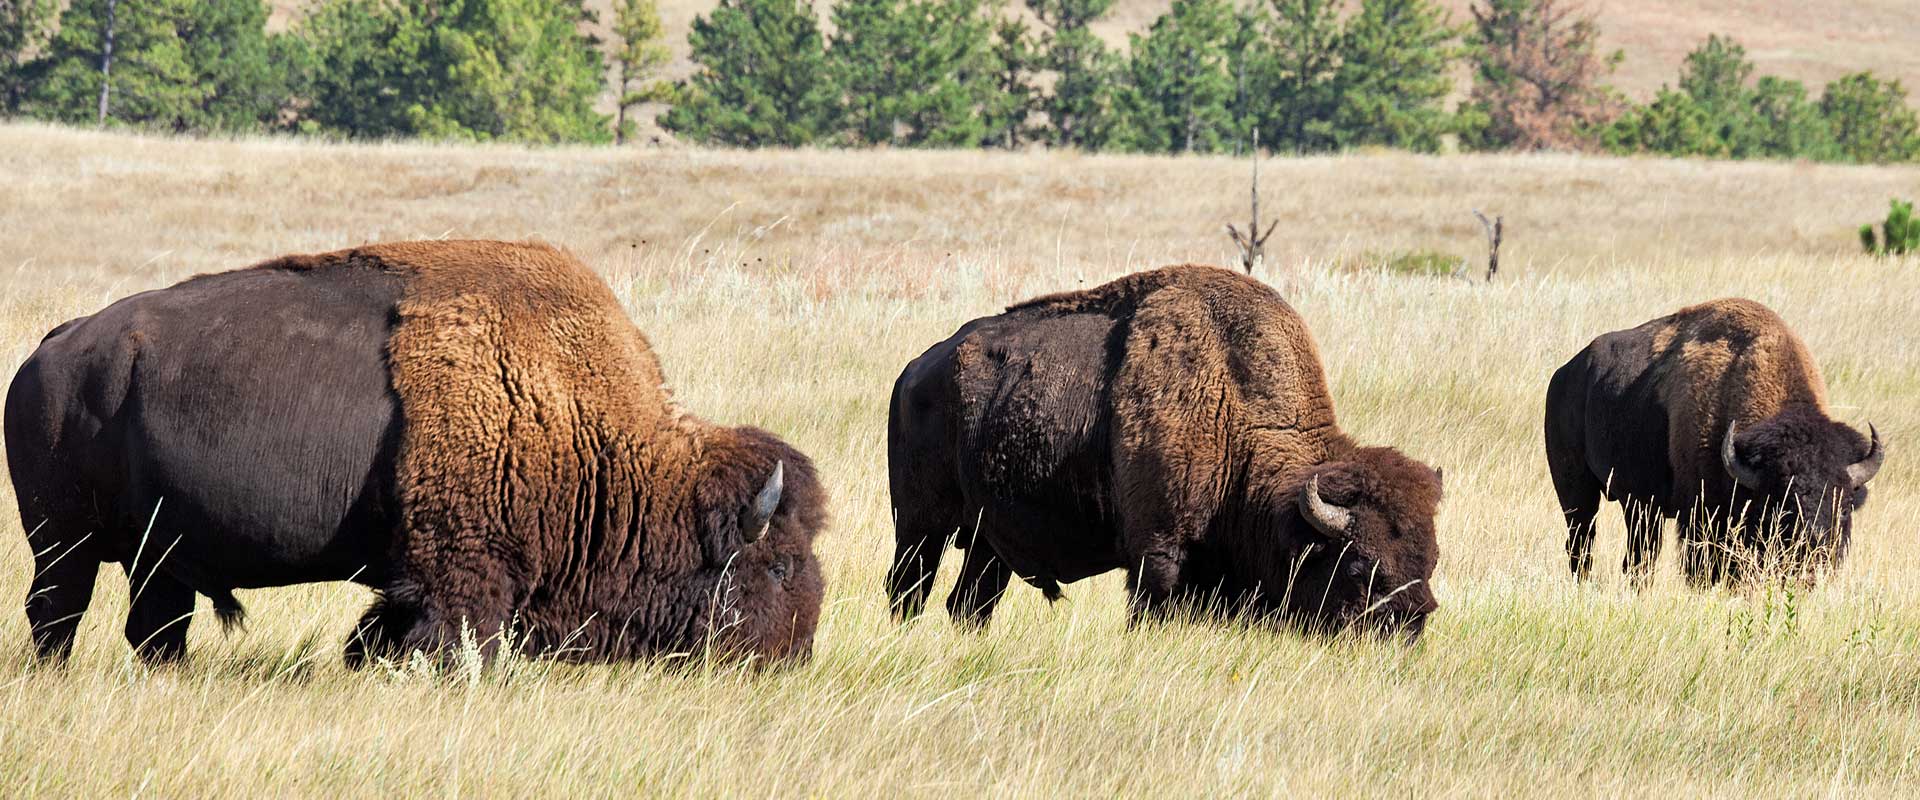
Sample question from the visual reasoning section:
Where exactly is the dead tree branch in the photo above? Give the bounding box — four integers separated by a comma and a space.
1226, 129, 1277, 274
1472, 209, 1503, 282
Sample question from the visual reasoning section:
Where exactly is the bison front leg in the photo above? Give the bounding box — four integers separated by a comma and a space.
24, 539, 100, 663
946, 540, 1012, 630
1124, 548, 1187, 626
343, 594, 421, 670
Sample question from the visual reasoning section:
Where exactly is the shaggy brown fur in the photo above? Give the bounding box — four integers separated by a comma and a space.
304, 241, 827, 663
6, 239, 827, 666
888, 264, 1442, 639
1546, 298, 1883, 584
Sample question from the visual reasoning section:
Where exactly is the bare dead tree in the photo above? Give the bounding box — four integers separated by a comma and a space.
1226, 129, 1277, 274
1472, 209, 1503, 282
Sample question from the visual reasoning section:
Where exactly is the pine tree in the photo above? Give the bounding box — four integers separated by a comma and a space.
296, 0, 607, 142
1112, 0, 1237, 153
1028, 0, 1118, 148
1820, 72, 1920, 164
660, 0, 839, 147
981, 10, 1039, 148
610, 0, 674, 144
829, 0, 993, 147
31, 0, 289, 132
1463, 0, 1620, 151
1330, 0, 1462, 152
0, 0, 57, 114
1747, 75, 1832, 159
1262, 0, 1343, 150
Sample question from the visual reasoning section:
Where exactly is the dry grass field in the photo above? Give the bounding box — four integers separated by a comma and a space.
2, 122, 1920, 795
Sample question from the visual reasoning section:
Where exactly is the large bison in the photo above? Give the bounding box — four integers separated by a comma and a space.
8, 240, 825, 666
1545, 298, 1884, 585
886, 265, 1442, 640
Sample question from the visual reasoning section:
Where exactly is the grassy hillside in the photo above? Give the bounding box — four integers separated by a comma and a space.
1, 122, 1919, 794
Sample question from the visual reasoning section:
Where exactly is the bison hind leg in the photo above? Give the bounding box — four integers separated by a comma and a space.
121, 566, 195, 664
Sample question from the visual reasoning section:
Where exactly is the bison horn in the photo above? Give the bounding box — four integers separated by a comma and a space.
1721, 421, 1765, 490
740, 461, 784, 544
1301, 475, 1353, 538
1847, 424, 1885, 489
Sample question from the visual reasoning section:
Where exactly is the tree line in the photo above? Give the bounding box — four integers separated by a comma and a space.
1, 0, 1915, 163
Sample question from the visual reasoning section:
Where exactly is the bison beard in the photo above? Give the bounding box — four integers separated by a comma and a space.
886, 265, 1442, 641
7, 240, 826, 666
1545, 298, 1884, 585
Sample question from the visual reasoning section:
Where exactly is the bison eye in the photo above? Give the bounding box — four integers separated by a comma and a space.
768, 557, 791, 583
1344, 558, 1374, 581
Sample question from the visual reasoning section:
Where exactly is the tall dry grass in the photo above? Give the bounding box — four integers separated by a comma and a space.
1, 122, 1919, 796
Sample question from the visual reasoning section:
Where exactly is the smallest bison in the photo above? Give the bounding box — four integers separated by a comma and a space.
887, 265, 1441, 641
1545, 298, 1884, 585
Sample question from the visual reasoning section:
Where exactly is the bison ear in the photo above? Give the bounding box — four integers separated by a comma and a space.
1433, 467, 1444, 489
738, 461, 783, 544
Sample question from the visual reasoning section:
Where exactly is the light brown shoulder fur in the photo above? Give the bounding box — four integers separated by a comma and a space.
280, 240, 705, 632
1648, 297, 1829, 491
1103, 265, 1347, 545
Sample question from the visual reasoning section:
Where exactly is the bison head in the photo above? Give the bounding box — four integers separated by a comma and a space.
1279, 447, 1442, 643
685, 427, 828, 664
1721, 408, 1884, 571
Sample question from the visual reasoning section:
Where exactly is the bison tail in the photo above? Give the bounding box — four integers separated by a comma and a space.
1035, 578, 1063, 603
211, 590, 247, 633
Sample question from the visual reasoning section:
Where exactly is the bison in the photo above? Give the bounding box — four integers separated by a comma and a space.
8, 240, 825, 666
885, 265, 1442, 641
1545, 298, 1884, 585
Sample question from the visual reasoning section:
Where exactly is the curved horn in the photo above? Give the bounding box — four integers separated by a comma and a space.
1300, 475, 1353, 537
1721, 422, 1765, 490
1847, 424, 1885, 489
739, 461, 783, 544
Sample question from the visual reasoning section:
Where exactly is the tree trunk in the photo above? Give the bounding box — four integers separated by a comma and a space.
96, 0, 118, 127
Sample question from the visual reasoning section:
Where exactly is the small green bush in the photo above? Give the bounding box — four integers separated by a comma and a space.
1860, 198, 1918, 256
1343, 249, 1464, 277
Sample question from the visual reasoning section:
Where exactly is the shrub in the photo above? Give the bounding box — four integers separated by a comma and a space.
1860, 198, 1918, 256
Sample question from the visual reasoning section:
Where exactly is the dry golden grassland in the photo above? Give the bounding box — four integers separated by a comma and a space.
2, 123, 1920, 796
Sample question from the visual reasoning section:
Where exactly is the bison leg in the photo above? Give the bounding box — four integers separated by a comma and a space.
1124, 548, 1187, 626
1550, 471, 1603, 581
886, 504, 961, 622
24, 539, 100, 663
946, 540, 1012, 630
121, 565, 195, 664
1620, 500, 1665, 588
343, 595, 419, 669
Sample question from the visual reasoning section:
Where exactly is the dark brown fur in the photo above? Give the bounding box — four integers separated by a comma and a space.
887, 265, 1442, 639
8, 240, 825, 665
1546, 298, 1883, 584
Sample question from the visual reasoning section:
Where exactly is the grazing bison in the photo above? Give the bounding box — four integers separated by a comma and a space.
886, 265, 1442, 640
7, 240, 825, 666
1545, 298, 1884, 585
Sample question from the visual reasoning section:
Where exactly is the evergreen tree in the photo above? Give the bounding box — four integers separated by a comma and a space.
1028, 0, 1118, 148
610, 0, 674, 144
1819, 72, 1920, 164
1, 0, 56, 114
1330, 0, 1462, 152
829, 0, 993, 147
31, 0, 289, 132
1112, 0, 1237, 153
1262, 0, 1342, 150
1601, 88, 1720, 157
1747, 75, 1832, 159
1463, 0, 1620, 151
981, 10, 1039, 148
296, 0, 607, 142
660, 0, 839, 147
